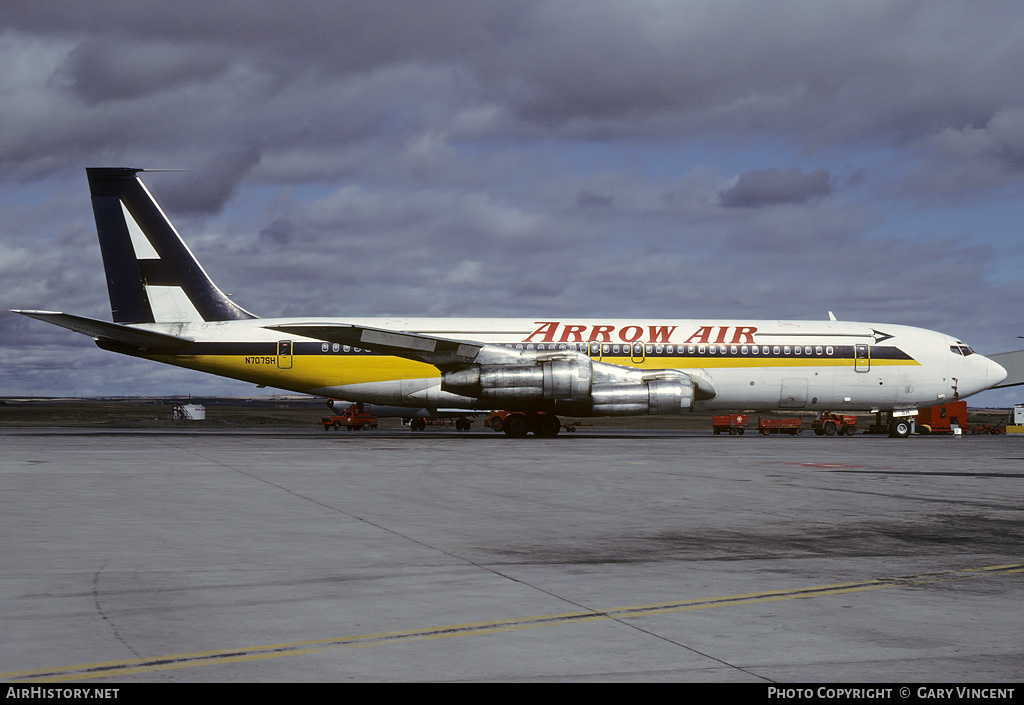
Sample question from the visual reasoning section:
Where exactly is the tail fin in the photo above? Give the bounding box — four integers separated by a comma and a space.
87, 168, 256, 323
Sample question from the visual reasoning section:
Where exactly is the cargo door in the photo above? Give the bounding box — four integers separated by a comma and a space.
780, 378, 808, 409
277, 340, 293, 369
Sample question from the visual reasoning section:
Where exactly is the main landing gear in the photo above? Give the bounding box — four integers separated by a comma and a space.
501, 411, 562, 438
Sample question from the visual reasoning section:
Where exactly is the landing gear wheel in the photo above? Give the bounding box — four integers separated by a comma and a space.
410, 418, 426, 431
503, 413, 529, 437
535, 414, 561, 438
889, 419, 912, 438
455, 418, 470, 431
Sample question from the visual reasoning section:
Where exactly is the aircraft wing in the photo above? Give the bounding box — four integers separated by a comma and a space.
988, 349, 1024, 388
265, 323, 484, 368
270, 322, 718, 400
12, 310, 191, 348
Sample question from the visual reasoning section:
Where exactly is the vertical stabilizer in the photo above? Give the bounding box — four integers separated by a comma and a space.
87, 168, 256, 323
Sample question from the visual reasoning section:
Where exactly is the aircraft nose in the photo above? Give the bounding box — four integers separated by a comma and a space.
986, 356, 1008, 389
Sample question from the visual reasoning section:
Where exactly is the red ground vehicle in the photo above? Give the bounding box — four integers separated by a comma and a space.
713, 414, 748, 435
758, 417, 803, 435
321, 402, 378, 431
486, 410, 510, 432
811, 411, 857, 436
916, 401, 1004, 435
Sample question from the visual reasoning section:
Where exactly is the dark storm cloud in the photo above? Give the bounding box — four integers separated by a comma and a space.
55, 38, 232, 103
718, 167, 833, 208
576, 190, 614, 209
2, 0, 1023, 173
155, 147, 262, 214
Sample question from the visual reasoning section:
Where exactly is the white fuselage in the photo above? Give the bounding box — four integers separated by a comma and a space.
128, 316, 1007, 414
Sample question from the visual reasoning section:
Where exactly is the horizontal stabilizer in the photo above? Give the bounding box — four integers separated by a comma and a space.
266, 323, 484, 367
12, 310, 191, 348
989, 349, 1024, 388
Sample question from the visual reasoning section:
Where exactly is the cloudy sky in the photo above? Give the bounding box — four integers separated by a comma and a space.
1, 1, 1021, 406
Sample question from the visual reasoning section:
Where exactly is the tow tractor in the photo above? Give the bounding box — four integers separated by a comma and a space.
811, 411, 858, 436
321, 402, 378, 431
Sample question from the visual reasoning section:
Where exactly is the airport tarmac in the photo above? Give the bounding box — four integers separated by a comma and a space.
1, 427, 1022, 683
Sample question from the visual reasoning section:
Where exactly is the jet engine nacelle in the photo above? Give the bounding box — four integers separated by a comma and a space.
590, 378, 693, 416
440, 350, 695, 415
442, 356, 593, 402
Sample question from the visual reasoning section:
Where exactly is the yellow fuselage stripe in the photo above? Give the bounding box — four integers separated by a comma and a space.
146, 353, 918, 391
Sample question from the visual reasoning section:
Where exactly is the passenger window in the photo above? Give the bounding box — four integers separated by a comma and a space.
741, 345, 748, 354
815, 346, 822, 355
322, 343, 329, 352
773, 346, 781, 355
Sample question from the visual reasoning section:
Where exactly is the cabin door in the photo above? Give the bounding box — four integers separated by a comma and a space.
277, 340, 293, 369
854, 344, 870, 372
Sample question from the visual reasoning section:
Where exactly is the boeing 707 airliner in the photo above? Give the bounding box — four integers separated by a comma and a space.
14, 168, 1013, 437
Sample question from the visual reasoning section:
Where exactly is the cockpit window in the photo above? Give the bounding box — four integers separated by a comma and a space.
950, 345, 975, 356
950, 346, 962, 356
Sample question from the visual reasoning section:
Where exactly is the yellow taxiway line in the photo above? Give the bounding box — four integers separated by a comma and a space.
4, 563, 1020, 682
